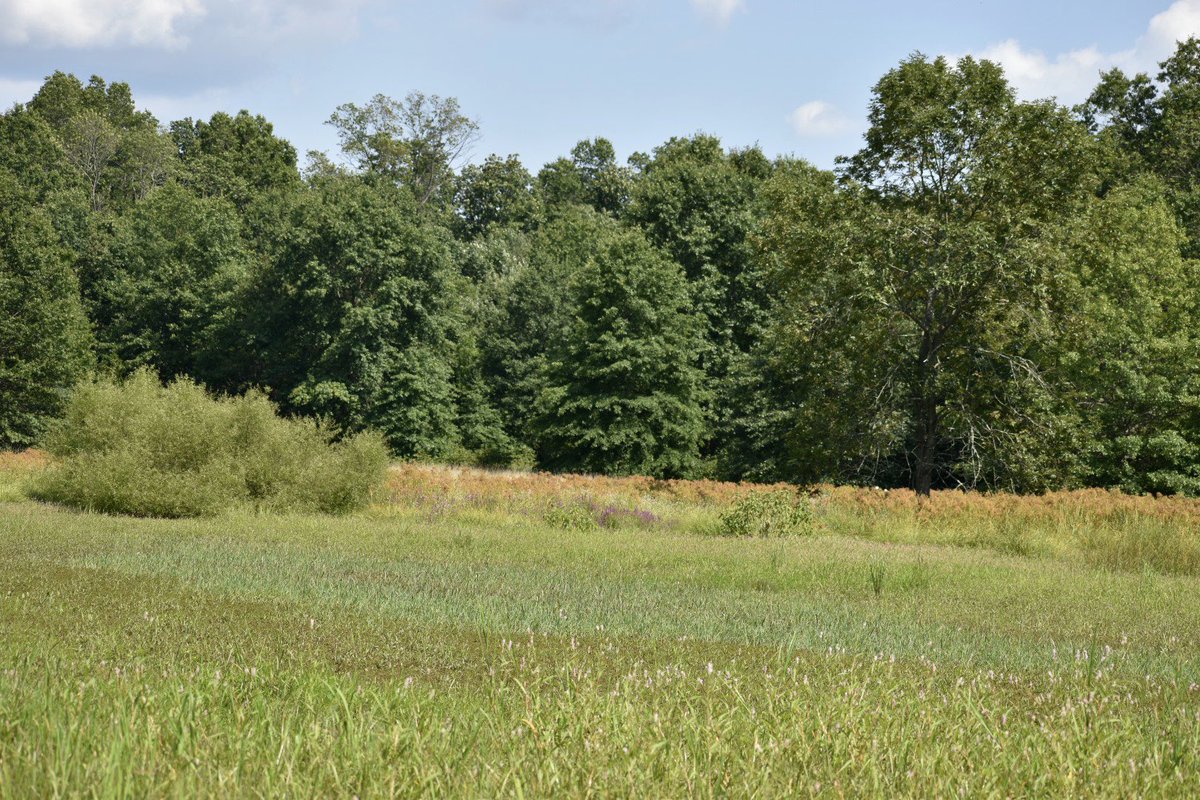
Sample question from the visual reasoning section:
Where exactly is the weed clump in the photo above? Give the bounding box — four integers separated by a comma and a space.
719, 490, 813, 538
542, 499, 600, 531
32, 371, 388, 517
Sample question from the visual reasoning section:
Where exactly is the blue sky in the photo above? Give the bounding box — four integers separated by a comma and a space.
0, 1, 1194, 171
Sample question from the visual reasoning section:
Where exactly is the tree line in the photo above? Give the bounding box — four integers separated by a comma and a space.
4, 42, 1200, 495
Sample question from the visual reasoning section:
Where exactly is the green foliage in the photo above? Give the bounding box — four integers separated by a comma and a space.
442, 269, 527, 468
627, 135, 768, 354
536, 138, 632, 216
3, 60, 1200, 498
476, 210, 608, 448
170, 111, 300, 209
765, 55, 1101, 493
27, 72, 155, 132
83, 182, 250, 382
26, 72, 170, 212
718, 490, 812, 538
541, 500, 600, 531
627, 135, 776, 478
0, 106, 82, 204
533, 219, 707, 477
0, 173, 93, 449
1049, 178, 1200, 495
241, 174, 462, 458
454, 154, 541, 238
327, 92, 478, 209
1081, 38, 1200, 259
33, 371, 387, 517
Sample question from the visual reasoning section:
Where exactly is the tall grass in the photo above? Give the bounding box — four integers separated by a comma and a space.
9, 445, 1200, 571
31, 371, 388, 517
2, 644, 1196, 798
2, 505, 1199, 797
377, 463, 1200, 577
0, 449, 46, 502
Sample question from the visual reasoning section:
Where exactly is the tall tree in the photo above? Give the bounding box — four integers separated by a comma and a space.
83, 182, 250, 383
1081, 38, 1200, 257
626, 135, 773, 476
327, 92, 479, 208
766, 54, 1099, 494
454, 153, 541, 239
240, 174, 463, 456
170, 111, 300, 209
60, 110, 119, 211
1050, 179, 1200, 495
0, 173, 92, 448
536, 137, 633, 216
27, 72, 169, 212
533, 222, 706, 477
27, 72, 155, 132
477, 209, 611, 445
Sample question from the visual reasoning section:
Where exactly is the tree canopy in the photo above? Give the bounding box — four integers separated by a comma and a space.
5, 51, 1200, 496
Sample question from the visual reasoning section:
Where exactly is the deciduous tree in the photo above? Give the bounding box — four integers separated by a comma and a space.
534, 222, 706, 477
0, 173, 92, 447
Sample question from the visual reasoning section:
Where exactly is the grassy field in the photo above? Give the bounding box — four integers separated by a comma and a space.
2, 456, 1200, 797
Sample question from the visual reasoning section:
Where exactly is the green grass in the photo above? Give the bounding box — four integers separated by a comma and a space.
816, 500, 1200, 577
2, 498, 1199, 797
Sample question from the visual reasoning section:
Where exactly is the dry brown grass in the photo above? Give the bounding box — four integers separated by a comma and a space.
386, 462, 1200, 522
0, 449, 50, 471
385, 462, 795, 509
380, 464, 1200, 575
818, 484, 1200, 525
0, 449, 50, 501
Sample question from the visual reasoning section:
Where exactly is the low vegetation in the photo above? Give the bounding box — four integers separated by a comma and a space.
2, 459, 1199, 796
381, 462, 1200, 578
718, 489, 813, 538
30, 372, 388, 517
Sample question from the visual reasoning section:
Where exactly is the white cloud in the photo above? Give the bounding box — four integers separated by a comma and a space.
966, 0, 1200, 104
1147, 0, 1200, 52
690, 0, 744, 27
0, 0, 371, 98
789, 100, 851, 137
0, 0, 206, 48
0, 0, 369, 52
973, 40, 1109, 103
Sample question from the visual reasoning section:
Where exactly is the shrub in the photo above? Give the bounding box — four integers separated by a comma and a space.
719, 490, 813, 538
542, 499, 599, 531
32, 371, 388, 517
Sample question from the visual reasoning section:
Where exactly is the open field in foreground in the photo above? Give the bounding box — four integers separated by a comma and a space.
2, 456, 1200, 797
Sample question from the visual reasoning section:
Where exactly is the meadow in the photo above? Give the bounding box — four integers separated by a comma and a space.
2, 454, 1200, 797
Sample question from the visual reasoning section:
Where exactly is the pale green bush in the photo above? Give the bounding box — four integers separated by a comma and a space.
542, 499, 599, 531
719, 490, 813, 538
33, 371, 387, 517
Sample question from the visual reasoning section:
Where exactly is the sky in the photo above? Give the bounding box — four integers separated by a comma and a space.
0, 1, 1197, 171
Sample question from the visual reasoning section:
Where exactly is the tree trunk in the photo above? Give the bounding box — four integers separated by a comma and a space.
913, 392, 937, 497
913, 319, 940, 497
